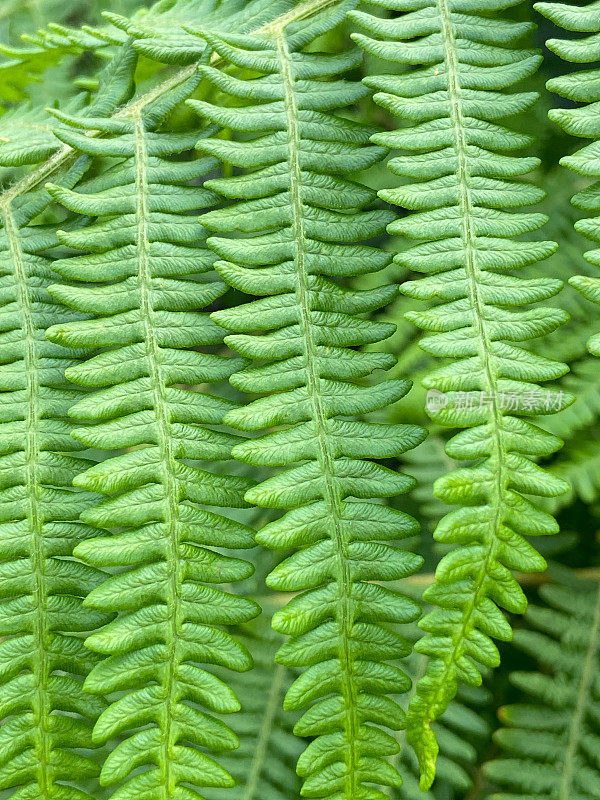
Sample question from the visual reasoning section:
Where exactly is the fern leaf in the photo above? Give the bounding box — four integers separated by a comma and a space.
539, 433, 600, 514
0, 1, 114, 107
187, 16, 427, 799
0, 38, 72, 105
350, 0, 572, 787
0, 44, 135, 800
44, 61, 262, 799
0, 0, 333, 234
537, 0, 600, 357
484, 570, 600, 800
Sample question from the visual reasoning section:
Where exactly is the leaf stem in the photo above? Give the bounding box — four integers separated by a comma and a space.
276, 28, 359, 797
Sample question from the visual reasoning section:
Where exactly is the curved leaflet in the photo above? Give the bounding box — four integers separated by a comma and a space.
0, 45, 137, 800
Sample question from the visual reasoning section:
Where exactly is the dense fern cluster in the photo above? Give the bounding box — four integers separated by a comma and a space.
0, 0, 599, 797
537, 0, 600, 358
0, 45, 139, 799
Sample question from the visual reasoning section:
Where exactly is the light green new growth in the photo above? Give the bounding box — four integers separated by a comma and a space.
537, 0, 600, 356
351, 0, 572, 787
186, 11, 427, 798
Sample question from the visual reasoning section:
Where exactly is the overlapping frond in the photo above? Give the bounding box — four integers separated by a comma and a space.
541, 434, 600, 513
0, 0, 115, 107
484, 571, 600, 800
538, 361, 600, 516
537, 0, 600, 357
105, 0, 295, 64
350, 0, 571, 786
401, 436, 457, 536
0, 33, 134, 169
44, 59, 261, 800
0, 45, 135, 800
187, 16, 427, 799
0, 38, 74, 105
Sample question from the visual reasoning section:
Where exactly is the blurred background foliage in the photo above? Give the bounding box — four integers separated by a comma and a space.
0, 1, 598, 798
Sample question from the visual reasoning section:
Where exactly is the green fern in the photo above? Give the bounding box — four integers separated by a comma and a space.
44, 58, 263, 800
0, 38, 74, 105
350, 0, 572, 787
484, 570, 600, 799
522, 177, 600, 515
541, 434, 600, 514
534, 1, 600, 517
1, 0, 597, 796
0, 44, 135, 800
186, 14, 427, 798
537, 0, 600, 357
0, 0, 113, 107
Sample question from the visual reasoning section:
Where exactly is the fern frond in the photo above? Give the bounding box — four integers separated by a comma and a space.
379, 601, 492, 800
484, 570, 600, 799
44, 61, 263, 800
350, 0, 572, 786
187, 16, 427, 799
0, 92, 96, 168
43, 78, 263, 800
0, 38, 73, 105
0, 0, 130, 109
401, 436, 457, 534
0, 0, 118, 107
537, 0, 600, 357
0, 0, 338, 239
0, 3, 342, 794
0, 44, 136, 800
0, 30, 134, 170
540, 433, 600, 514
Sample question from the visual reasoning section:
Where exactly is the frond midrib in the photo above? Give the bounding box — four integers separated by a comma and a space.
0, 0, 344, 209
1, 202, 52, 797
276, 30, 359, 794
132, 109, 181, 792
